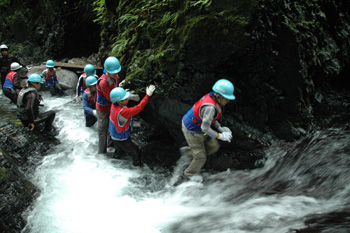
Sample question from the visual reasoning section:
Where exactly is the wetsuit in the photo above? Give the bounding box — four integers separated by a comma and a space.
17, 87, 56, 132
3, 71, 21, 104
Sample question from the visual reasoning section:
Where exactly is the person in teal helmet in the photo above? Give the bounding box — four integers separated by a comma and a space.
17, 73, 58, 136
82, 76, 98, 127
41, 60, 64, 96
109, 84, 155, 166
180, 79, 235, 181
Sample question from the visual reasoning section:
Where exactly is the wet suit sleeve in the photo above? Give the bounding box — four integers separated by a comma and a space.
13, 73, 21, 89
200, 105, 219, 139
82, 92, 94, 116
76, 75, 84, 97
118, 95, 150, 124
24, 92, 37, 124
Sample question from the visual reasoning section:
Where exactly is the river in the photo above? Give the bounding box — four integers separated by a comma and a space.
2, 90, 349, 233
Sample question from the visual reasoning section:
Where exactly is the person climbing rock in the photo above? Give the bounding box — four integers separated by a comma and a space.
180, 79, 235, 180
96, 56, 121, 154
2, 62, 22, 104
75, 64, 98, 102
109, 85, 156, 166
0, 44, 22, 89
82, 76, 98, 127
41, 60, 64, 96
17, 73, 58, 136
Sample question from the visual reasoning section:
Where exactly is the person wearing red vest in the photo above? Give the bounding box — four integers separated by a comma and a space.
75, 64, 98, 102
96, 56, 121, 154
181, 79, 236, 180
3, 62, 22, 104
82, 76, 98, 127
109, 85, 156, 166
41, 60, 64, 96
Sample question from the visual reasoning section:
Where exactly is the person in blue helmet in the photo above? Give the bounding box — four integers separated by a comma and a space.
82, 76, 98, 127
17, 74, 58, 136
75, 64, 99, 102
180, 79, 235, 180
109, 84, 155, 166
41, 60, 64, 96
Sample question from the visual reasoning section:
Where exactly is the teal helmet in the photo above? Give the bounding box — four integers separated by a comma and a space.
28, 73, 44, 84
110, 87, 130, 103
104, 56, 121, 74
86, 76, 97, 86
212, 79, 236, 100
84, 64, 96, 76
46, 60, 55, 68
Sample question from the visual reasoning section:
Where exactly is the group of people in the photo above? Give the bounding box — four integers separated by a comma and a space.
1, 43, 236, 181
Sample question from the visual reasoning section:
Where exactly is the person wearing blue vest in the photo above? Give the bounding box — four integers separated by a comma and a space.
109, 85, 156, 166
82, 76, 98, 127
3, 62, 22, 104
181, 79, 235, 180
17, 74, 58, 136
41, 60, 64, 96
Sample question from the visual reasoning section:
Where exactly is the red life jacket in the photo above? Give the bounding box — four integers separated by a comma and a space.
182, 92, 222, 133
96, 71, 119, 112
109, 104, 131, 140
3, 71, 16, 90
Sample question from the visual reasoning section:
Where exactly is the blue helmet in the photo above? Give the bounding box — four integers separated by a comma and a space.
46, 60, 55, 68
84, 64, 96, 76
86, 76, 97, 86
212, 79, 235, 100
104, 56, 121, 74
110, 87, 130, 103
28, 73, 44, 84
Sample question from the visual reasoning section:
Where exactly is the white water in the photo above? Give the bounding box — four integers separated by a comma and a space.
19, 92, 349, 233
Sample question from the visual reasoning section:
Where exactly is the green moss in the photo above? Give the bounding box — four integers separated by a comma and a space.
0, 167, 8, 183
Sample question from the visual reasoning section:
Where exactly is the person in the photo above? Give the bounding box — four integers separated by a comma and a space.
75, 64, 98, 102
181, 79, 235, 179
109, 85, 156, 166
2, 62, 22, 104
41, 60, 64, 96
17, 73, 58, 136
0, 44, 21, 89
82, 76, 98, 127
96, 56, 121, 154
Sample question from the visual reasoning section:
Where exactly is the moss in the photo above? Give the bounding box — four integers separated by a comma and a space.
0, 167, 8, 183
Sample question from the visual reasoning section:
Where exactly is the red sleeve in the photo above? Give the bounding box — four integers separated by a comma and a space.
98, 79, 113, 103
120, 95, 150, 119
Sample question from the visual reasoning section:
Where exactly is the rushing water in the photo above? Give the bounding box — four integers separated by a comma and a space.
2, 91, 348, 233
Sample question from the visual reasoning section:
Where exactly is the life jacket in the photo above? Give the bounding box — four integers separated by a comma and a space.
96, 72, 118, 109
17, 87, 40, 121
182, 92, 222, 133
43, 68, 58, 87
3, 71, 16, 90
79, 73, 88, 93
109, 103, 133, 141
84, 88, 96, 108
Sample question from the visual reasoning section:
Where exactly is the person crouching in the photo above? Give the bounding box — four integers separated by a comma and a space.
82, 76, 98, 127
109, 85, 155, 166
17, 74, 58, 136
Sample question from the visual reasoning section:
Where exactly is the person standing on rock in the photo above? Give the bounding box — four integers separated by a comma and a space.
109, 85, 156, 166
0, 44, 22, 89
75, 64, 98, 102
2, 62, 23, 104
17, 73, 58, 136
82, 76, 98, 127
41, 60, 64, 96
180, 79, 235, 181
96, 56, 121, 154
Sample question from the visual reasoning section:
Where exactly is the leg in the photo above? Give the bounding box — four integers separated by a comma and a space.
113, 138, 142, 166
182, 123, 207, 177
97, 110, 109, 154
85, 115, 97, 127
35, 110, 56, 131
3, 88, 17, 104
205, 136, 220, 156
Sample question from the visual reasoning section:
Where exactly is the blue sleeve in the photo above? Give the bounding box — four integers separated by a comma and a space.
82, 92, 94, 116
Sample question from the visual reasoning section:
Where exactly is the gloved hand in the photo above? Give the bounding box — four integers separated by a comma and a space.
146, 85, 156, 96
218, 131, 232, 142
119, 79, 125, 87
92, 110, 97, 117
218, 126, 232, 133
